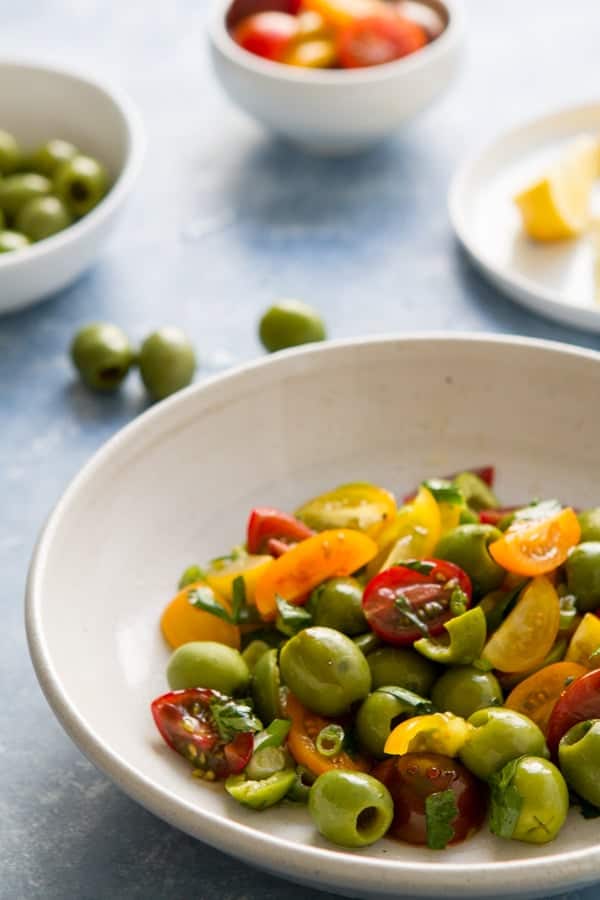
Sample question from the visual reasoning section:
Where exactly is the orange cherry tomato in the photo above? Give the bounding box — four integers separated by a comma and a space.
482, 575, 561, 673
505, 661, 588, 733
255, 528, 377, 620
337, 14, 427, 68
300, 0, 382, 29
488, 508, 581, 577
286, 693, 369, 775
160, 583, 241, 650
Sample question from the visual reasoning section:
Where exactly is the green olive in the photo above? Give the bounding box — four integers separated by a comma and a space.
138, 327, 197, 401
0, 129, 20, 174
309, 770, 393, 848
452, 472, 499, 511
353, 631, 381, 656
31, 139, 78, 177
309, 577, 366, 636
558, 719, 600, 808
577, 508, 600, 543
259, 300, 326, 353
491, 756, 569, 844
166, 641, 250, 694
459, 707, 549, 781
54, 154, 108, 216
367, 646, 437, 696
279, 627, 371, 716
242, 639, 271, 672
431, 666, 503, 719
16, 195, 72, 242
0, 173, 51, 219
252, 648, 282, 725
0, 230, 29, 253
355, 687, 434, 758
435, 524, 505, 597
566, 542, 600, 612
70, 322, 135, 391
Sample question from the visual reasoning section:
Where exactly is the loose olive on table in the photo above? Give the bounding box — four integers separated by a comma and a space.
259, 300, 326, 353
70, 322, 136, 392
138, 327, 197, 401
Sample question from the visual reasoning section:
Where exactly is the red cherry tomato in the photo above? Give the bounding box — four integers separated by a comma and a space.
479, 507, 518, 526
227, 0, 301, 26
373, 752, 487, 846
151, 688, 253, 779
337, 14, 427, 68
362, 559, 472, 646
232, 12, 299, 62
546, 668, 600, 757
247, 507, 314, 555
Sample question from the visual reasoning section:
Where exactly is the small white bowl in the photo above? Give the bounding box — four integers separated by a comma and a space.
0, 60, 145, 315
209, 0, 464, 155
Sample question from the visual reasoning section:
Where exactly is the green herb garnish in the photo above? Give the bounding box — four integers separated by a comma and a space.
394, 593, 429, 637
276, 595, 312, 637
253, 719, 292, 753
178, 564, 207, 589
188, 585, 233, 622
210, 697, 262, 743
423, 479, 464, 506
489, 757, 524, 839
395, 560, 436, 576
188, 579, 261, 626
425, 789, 458, 849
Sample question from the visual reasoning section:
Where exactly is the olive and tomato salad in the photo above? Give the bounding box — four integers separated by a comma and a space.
228, 0, 443, 71
151, 468, 600, 851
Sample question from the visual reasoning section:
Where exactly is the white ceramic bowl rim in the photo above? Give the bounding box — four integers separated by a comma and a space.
0, 58, 145, 271
26, 333, 600, 896
209, 0, 464, 85
447, 102, 600, 331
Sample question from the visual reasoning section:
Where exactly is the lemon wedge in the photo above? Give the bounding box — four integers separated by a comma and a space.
514, 135, 600, 241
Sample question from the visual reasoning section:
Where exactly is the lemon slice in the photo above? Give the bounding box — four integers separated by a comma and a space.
514, 135, 600, 241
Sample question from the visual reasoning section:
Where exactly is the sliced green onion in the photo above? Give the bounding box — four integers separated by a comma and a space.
253, 719, 291, 754
316, 724, 344, 757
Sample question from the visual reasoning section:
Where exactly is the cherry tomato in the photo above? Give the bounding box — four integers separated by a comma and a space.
255, 528, 377, 620
337, 13, 427, 68
232, 12, 299, 62
362, 559, 472, 646
300, 0, 380, 29
547, 668, 600, 756
479, 507, 519, 526
227, 0, 302, 29
160, 583, 241, 650
286, 693, 369, 776
489, 507, 580, 577
373, 752, 487, 846
369, 485, 440, 575
247, 507, 313, 555
565, 612, 600, 669
482, 576, 560, 674
151, 688, 253, 779
505, 662, 588, 734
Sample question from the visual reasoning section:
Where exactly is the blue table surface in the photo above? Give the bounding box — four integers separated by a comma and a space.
2, 1, 600, 898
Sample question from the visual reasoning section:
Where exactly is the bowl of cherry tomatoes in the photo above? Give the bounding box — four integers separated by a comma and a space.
209, 0, 464, 154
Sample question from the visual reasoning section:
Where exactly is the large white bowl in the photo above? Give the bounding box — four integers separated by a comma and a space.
26, 335, 600, 900
0, 60, 145, 314
209, 0, 464, 155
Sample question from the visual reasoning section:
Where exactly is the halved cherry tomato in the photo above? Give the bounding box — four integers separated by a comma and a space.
505, 662, 588, 734
160, 583, 241, 650
384, 712, 473, 757
255, 529, 377, 620
286, 693, 369, 775
489, 507, 580, 577
232, 12, 299, 62
547, 668, 600, 756
205, 554, 274, 604
373, 753, 487, 846
247, 507, 313, 555
151, 688, 253, 779
403, 466, 496, 504
337, 13, 427, 68
295, 482, 397, 540
369, 485, 440, 575
482, 576, 560, 673
479, 507, 519, 526
565, 612, 600, 669
362, 559, 472, 646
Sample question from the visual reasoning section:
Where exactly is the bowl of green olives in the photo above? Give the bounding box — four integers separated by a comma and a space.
26, 335, 600, 899
0, 60, 144, 314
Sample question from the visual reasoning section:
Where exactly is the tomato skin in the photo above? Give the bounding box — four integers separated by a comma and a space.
247, 507, 313, 555
373, 752, 487, 846
232, 12, 299, 62
151, 688, 253, 779
546, 668, 600, 757
362, 559, 472, 646
337, 14, 427, 68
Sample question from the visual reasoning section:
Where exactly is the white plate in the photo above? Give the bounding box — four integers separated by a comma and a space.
26, 336, 600, 900
449, 104, 600, 332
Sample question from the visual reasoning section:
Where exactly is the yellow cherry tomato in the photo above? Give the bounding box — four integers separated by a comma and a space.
295, 482, 396, 540
384, 712, 473, 757
489, 508, 581, 576
205, 554, 274, 605
285, 38, 337, 67
505, 661, 588, 733
376, 486, 441, 572
437, 500, 462, 534
483, 575, 561, 673
565, 613, 600, 669
160, 583, 240, 650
